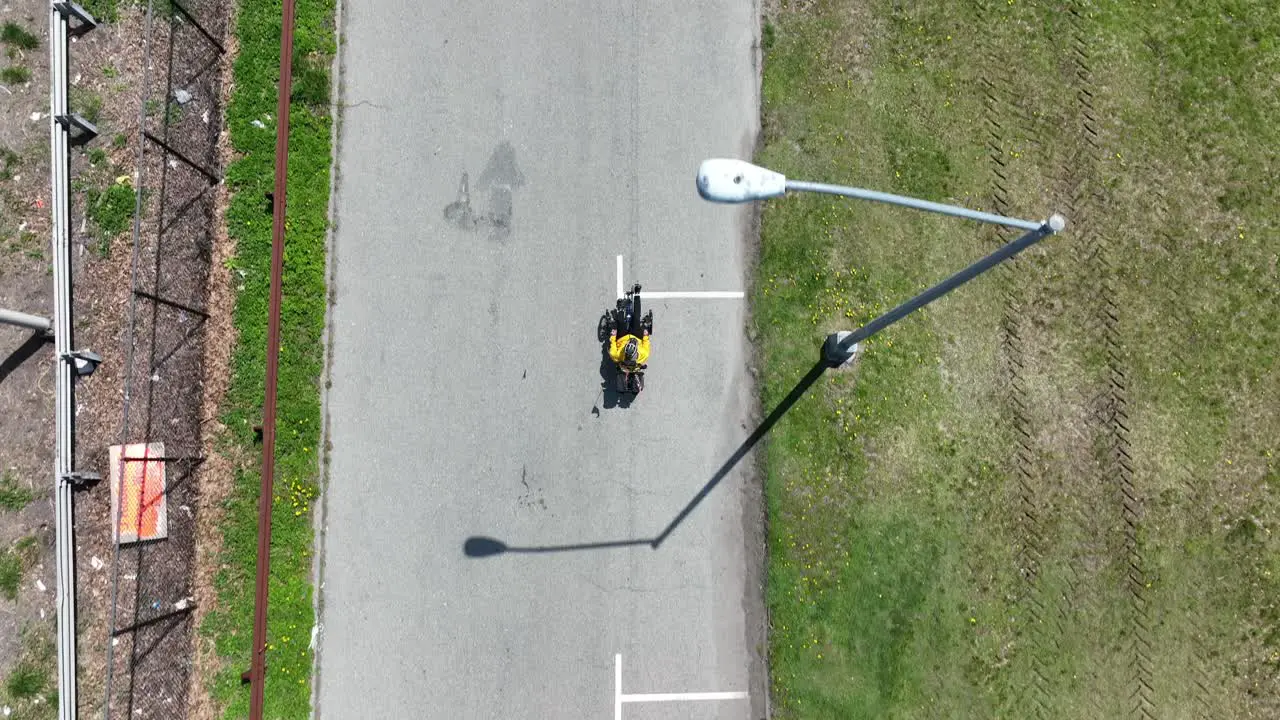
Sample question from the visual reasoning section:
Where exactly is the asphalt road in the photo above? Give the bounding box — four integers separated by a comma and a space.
316, 1, 765, 717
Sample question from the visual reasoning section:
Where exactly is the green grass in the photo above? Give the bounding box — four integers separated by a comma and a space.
1, 65, 31, 84
5, 665, 43, 700
200, 0, 336, 716
0, 624, 56, 720
0, 147, 18, 181
4, 232, 40, 258
0, 537, 39, 601
78, 0, 120, 23
1, 23, 39, 51
85, 181, 137, 239
80, 0, 175, 21
69, 86, 103, 125
0, 472, 36, 510
290, 49, 330, 109
166, 101, 185, 127
0, 552, 21, 600
758, 1, 1280, 718
112, 133, 127, 149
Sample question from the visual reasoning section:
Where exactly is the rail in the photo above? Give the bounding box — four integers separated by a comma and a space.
48, 2, 102, 719
247, 0, 298, 716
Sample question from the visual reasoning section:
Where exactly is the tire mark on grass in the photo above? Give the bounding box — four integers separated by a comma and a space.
1066, 4, 1156, 718
1148, 190, 1216, 719
977, 2, 1054, 715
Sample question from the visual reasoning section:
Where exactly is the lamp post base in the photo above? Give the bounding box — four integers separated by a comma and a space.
822, 332, 860, 368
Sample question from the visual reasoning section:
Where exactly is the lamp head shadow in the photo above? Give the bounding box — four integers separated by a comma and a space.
464, 536, 509, 558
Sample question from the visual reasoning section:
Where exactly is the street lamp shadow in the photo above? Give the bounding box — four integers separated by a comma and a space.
463, 536, 655, 557
463, 359, 829, 557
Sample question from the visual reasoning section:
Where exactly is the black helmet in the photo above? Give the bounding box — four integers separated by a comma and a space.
624, 339, 639, 363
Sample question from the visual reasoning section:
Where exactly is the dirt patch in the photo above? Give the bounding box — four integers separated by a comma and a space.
0, 0, 64, 699
67, 2, 233, 718
185, 4, 239, 718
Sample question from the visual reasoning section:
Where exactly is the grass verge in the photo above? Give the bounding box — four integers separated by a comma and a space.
757, 1, 1279, 717
200, 0, 336, 717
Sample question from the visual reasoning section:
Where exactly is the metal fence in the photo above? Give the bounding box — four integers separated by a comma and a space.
98, 0, 229, 716
47, 2, 104, 719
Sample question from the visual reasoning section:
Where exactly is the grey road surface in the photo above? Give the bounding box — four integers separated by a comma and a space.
316, 1, 765, 717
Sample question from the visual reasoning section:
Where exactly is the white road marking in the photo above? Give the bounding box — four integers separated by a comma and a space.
621, 691, 750, 702
614, 654, 623, 720
613, 653, 747, 719
638, 291, 745, 299
614, 255, 744, 301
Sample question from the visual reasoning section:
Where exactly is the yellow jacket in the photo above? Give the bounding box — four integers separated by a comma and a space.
609, 334, 650, 367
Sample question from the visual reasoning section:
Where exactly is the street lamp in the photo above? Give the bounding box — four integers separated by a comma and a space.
697, 159, 1065, 367
0, 308, 53, 337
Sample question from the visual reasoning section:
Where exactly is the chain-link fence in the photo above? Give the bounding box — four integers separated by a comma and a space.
88, 1, 229, 716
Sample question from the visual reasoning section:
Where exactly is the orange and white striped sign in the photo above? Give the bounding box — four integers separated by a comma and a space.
109, 442, 168, 544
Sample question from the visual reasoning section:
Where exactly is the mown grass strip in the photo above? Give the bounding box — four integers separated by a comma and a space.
202, 0, 335, 716
758, 1, 1280, 717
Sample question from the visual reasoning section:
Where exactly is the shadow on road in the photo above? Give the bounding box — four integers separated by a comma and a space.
593, 310, 632, 411
465, 536, 653, 557
596, 352, 627, 411
467, 359, 829, 557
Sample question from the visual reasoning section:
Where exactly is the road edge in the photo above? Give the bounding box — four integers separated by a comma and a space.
308, 0, 349, 713
741, 1, 772, 718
